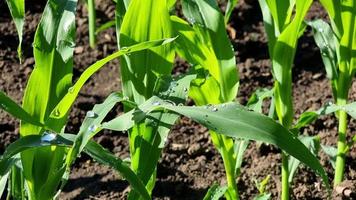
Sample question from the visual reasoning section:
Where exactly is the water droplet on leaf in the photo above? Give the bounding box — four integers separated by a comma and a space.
86, 111, 97, 118
68, 87, 74, 93
152, 101, 161, 106
53, 109, 61, 117
41, 132, 57, 143
88, 125, 97, 132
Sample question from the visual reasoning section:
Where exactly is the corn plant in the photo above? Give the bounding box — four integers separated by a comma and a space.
170, 0, 241, 198
101, 90, 331, 199
307, 0, 356, 187
2, 0, 176, 198
257, 0, 313, 199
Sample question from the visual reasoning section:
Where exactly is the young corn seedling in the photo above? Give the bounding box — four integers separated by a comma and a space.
308, 0, 356, 187
170, 0, 240, 198
114, 0, 179, 198
258, 0, 313, 199
2, 0, 176, 198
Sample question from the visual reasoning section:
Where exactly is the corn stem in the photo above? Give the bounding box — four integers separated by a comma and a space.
334, 106, 348, 186
281, 152, 289, 200
211, 133, 239, 200
87, 0, 96, 48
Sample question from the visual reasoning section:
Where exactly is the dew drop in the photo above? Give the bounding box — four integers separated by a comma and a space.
86, 111, 97, 118
205, 114, 208, 118
178, 103, 184, 106
212, 107, 218, 112
0, 103, 7, 110
183, 87, 188, 93
41, 132, 57, 143
88, 125, 97, 132
68, 87, 74, 93
318, 28, 323, 32
152, 101, 161, 106
53, 109, 60, 117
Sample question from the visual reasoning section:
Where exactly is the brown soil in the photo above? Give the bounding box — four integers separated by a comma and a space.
0, 0, 355, 199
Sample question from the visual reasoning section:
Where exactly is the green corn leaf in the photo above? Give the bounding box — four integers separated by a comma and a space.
159, 102, 329, 189
19, 0, 78, 199
234, 139, 249, 176
288, 136, 320, 183
321, 145, 337, 169
264, 0, 295, 35
225, 0, 238, 25
167, 0, 177, 10
46, 38, 176, 128
271, 0, 312, 127
0, 91, 44, 127
178, 0, 238, 103
203, 183, 228, 200
292, 102, 356, 131
83, 140, 150, 200
258, 0, 275, 56
0, 135, 71, 166
319, 0, 342, 38
247, 88, 274, 113
308, 20, 339, 97
0, 171, 10, 198
119, 0, 175, 105
65, 92, 126, 169
118, 0, 177, 197
95, 20, 116, 34
103, 97, 330, 190
5, 0, 24, 61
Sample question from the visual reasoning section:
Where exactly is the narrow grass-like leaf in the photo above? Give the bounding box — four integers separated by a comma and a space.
225, 0, 238, 24
5, 0, 24, 61
234, 139, 249, 176
0, 91, 44, 127
0, 171, 10, 198
203, 184, 228, 200
308, 20, 338, 97
288, 136, 320, 183
65, 92, 125, 168
95, 20, 116, 34
46, 38, 176, 128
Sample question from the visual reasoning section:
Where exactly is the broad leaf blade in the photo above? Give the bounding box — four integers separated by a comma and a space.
179, 0, 238, 102
119, 0, 175, 104
103, 97, 330, 190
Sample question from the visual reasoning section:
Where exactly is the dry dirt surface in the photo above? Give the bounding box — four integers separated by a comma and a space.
0, 0, 355, 199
